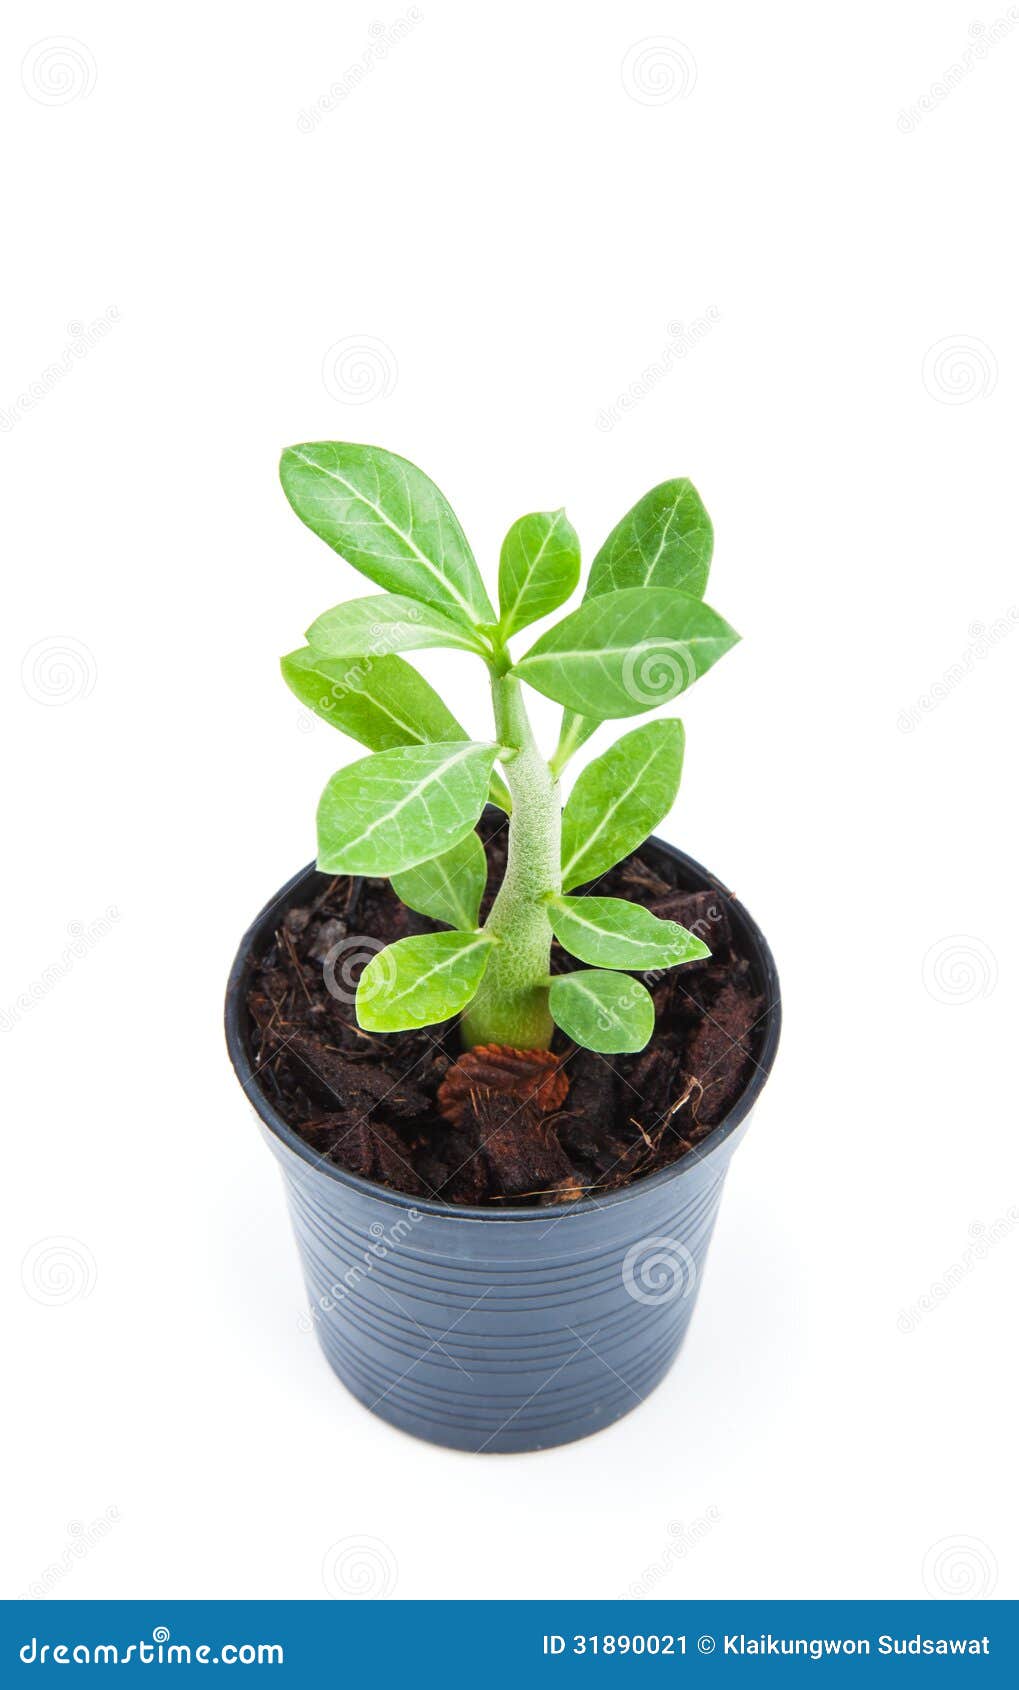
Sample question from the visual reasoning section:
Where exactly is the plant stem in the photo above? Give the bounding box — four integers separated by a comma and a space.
460, 674, 561, 1050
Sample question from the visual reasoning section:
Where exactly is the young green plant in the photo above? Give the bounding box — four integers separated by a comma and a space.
279, 443, 738, 1055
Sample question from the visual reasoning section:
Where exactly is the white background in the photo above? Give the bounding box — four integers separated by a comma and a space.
2, 0, 1016, 1603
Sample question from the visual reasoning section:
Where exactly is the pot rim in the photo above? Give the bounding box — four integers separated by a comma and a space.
224, 838, 781, 1225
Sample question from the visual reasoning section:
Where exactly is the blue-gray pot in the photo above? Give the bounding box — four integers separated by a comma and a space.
224, 838, 780, 1453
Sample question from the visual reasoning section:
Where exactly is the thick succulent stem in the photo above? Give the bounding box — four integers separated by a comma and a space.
460, 674, 560, 1049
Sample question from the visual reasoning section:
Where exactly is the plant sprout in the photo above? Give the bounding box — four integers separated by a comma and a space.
279, 443, 738, 1056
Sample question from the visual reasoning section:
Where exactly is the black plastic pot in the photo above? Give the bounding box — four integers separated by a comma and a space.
225, 836, 780, 1454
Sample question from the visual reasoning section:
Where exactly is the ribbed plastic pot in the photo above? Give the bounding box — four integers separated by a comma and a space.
225, 837, 780, 1454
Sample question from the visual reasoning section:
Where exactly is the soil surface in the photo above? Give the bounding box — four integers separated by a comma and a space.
245, 812, 767, 1207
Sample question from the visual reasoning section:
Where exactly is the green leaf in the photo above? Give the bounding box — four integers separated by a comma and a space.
280, 442, 495, 628
548, 969, 655, 1053
356, 930, 495, 1031
547, 895, 709, 970
306, 594, 487, 659
317, 741, 498, 875
512, 587, 738, 718
556, 481, 714, 752
391, 831, 488, 931
281, 647, 468, 749
584, 479, 713, 601
561, 720, 685, 891
282, 647, 511, 815
497, 509, 580, 638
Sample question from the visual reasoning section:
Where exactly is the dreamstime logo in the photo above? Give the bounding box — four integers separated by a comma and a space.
897, 1208, 1018, 1333
304, 617, 423, 718
921, 935, 997, 1005
323, 935, 394, 1006
622, 1236, 697, 1305
298, 10, 423, 130
1, 907, 120, 1033
20, 1508, 121, 1598
897, 609, 1018, 731
621, 38, 697, 105
622, 642, 696, 707
1, 308, 122, 434
21, 1237, 97, 1306
922, 1535, 998, 1597
922, 336, 997, 404
620, 1509, 722, 1598
21, 37, 97, 105
641, 902, 723, 998
298, 1209, 424, 1331
321, 1535, 398, 1598
21, 636, 97, 706
322, 335, 398, 404
898, 13, 1019, 132
595, 311, 720, 431
592, 976, 652, 1044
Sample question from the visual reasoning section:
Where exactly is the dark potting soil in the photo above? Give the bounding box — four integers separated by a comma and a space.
245, 812, 766, 1208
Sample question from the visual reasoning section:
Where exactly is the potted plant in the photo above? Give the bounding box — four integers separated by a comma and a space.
225, 442, 780, 1453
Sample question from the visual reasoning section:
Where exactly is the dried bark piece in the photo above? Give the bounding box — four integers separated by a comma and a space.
437, 1043, 569, 1126
417, 1127, 489, 1207
470, 1092, 580, 1200
301, 1112, 428, 1196
626, 1035, 688, 1126
682, 981, 764, 1124
618, 858, 672, 899
553, 1050, 627, 1178
613, 1077, 712, 1181
304, 916, 348, 963
282, 905, 311, 937
280, 1031, 432, 1119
